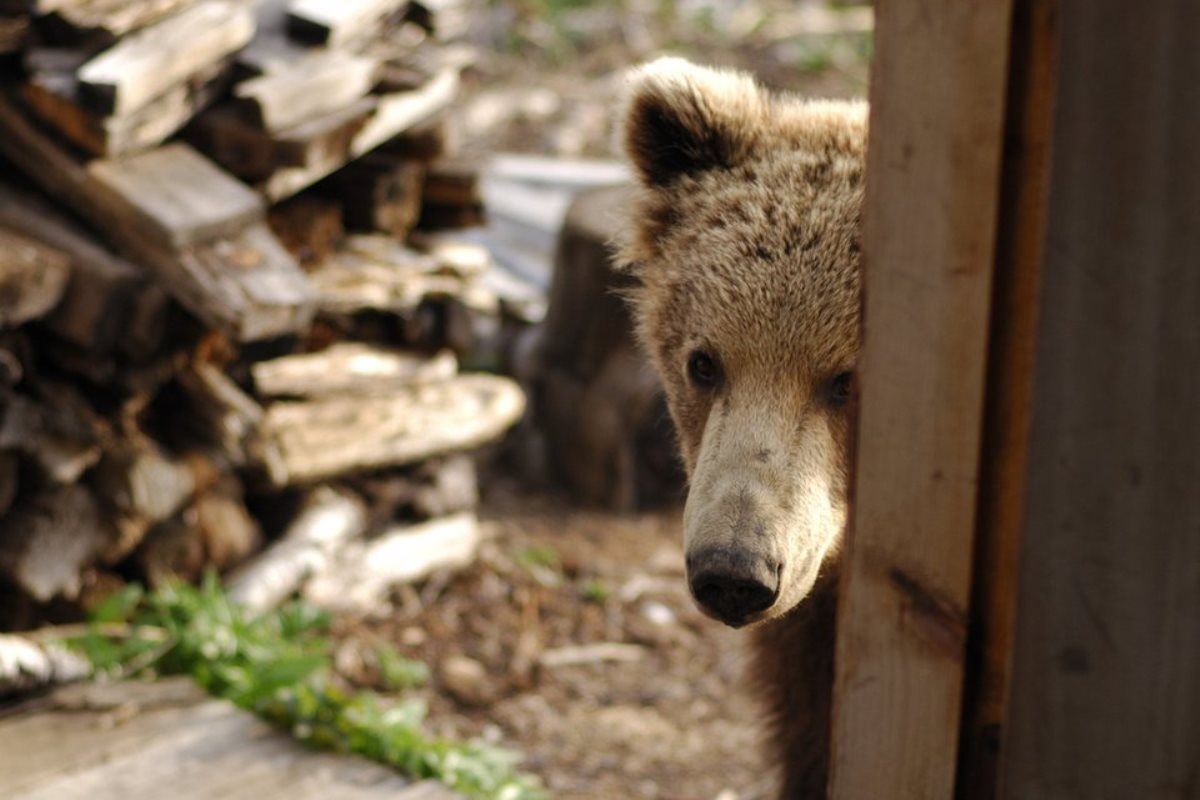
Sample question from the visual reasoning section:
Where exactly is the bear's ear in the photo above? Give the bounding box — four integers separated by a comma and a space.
619, 57, 768, 188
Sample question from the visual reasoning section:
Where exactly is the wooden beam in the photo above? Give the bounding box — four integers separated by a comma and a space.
828, 2, 1015, 798
954, 1, 1059, 796
286, 0, 405, 47
232, 50, 379, 132
1000, 0, 1200, 796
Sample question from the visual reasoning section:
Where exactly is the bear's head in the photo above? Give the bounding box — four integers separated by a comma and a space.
617, 58, 867, 628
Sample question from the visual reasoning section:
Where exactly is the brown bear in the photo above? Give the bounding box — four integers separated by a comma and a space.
616, 58, 867, 799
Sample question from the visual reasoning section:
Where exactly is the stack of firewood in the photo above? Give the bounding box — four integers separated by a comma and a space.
0, 0, 540, 628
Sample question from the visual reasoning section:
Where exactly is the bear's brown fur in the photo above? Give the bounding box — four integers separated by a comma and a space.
616, 58, 867, 798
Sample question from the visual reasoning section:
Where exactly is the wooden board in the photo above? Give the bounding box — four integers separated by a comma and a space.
953, 0, 1059, 796
999, 0, 1200, 796
251, 343, 457, 398
286, 0, 405, 47
233, 49, 379, 132
35, 0, 199, 44
22, 56, 231, 157
76, 1, 254, 116
87, 142, 263, 249
257, 373, 525, 485
0, 679, 462, 800
827, 2, 1014, 799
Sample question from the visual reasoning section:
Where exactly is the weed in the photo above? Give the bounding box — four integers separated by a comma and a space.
65, 575, 544, 800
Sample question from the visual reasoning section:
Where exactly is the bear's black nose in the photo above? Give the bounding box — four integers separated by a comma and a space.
688, 549, 780, 627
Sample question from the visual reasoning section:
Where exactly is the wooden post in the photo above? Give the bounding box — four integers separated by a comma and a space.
999, 0, 1200, 796
828, 3, 1015, 798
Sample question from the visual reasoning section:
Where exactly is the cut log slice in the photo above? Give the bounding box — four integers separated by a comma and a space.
251, 344, 457, 399
257, 373, 525, 485
0, 228, 71, 328
75, 1, 254, 116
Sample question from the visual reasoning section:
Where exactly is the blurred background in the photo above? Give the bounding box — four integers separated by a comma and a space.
0, 2, 870, 798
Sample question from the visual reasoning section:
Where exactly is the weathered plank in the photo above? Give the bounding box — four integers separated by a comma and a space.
87, 142, 263, 249
0, 679, 463, 799
257, 373, 525, 485
286, 0, 405, 47
35, 0, 199, 44
251, 344, 457, 398
0, 228, 71, 328
23, 55, 231, 156
828, 2, 1014, 799
262, 67, 459, 201
999, 1, 1200, 797
954, 0, 1059, 796
76, 1, 254, 116
233, 49, 379, 132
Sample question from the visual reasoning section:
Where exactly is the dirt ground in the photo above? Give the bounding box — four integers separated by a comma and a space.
334, 481, 773, 800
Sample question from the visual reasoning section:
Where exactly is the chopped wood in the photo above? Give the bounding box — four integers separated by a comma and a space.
35, 0, 200, 44
233, 50, 380, 132
0, 14, 27, 54
307, 244, 459, 317
0, 227, 71, 328
302, 511, 479, 612
0, 484, 116, 601
262, 67, 459, 201
252, 344, 457, 398
257, 373, 524, 485
0, 451, 16, 518
225, 485, 367, 612
266, 193, 344, 264
23, 55, 232, 156
286, 0, 406, 47
76, 1, 254, 116
0, 635, 90, 697
0, 388, 104, 484
87, 143, 264, 249
137, 516, 207, 585
538, 642, 646, 669
0, 183, 166, 355
193, 481, 262, 569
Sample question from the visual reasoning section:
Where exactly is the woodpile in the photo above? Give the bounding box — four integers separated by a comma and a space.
0, 0, 539, 628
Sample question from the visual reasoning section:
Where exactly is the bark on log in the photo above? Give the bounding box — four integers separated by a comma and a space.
302, 511, 479, 612
256, 373, 524, 486
224, 485, 367, 612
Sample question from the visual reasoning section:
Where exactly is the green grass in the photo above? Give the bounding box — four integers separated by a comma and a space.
65, 575, 544, 800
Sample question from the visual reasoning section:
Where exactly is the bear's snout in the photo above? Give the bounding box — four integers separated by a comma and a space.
687, 548, 780, 627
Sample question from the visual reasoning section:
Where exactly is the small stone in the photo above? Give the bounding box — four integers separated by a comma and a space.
440, 654, 492, 706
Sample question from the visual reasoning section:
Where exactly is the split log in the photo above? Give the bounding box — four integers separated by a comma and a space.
302, 511, 479, 612
175, 362, 269, 467
232, 50, 380, 132
33, 0, 199, 45
76, 1, 254, 116
418, 157, 484, 229
0, 635, 90, 696
192, 480, 261, 570
23, 55, 232, 157
0, 387, 104, 484
0, 484, 117, 601
286, 0, 406, 47
225, 485, 367, 612
0, 183, 167, 356
251, 343, 456, 398
0, 227, 71, 328
266, 193, 344, 264
0, 104, 315, 341
256, 373, 525, 485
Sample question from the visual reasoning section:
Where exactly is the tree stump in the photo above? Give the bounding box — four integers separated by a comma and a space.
532, 184, 683, 511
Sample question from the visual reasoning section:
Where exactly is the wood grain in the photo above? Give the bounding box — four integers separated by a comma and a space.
1000, 0, 1200, 796
828, 2, 1015, 798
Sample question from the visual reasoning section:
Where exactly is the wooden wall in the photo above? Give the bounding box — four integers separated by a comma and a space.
999, 0, 1200, 796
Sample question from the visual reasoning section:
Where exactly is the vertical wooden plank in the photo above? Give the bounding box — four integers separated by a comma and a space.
955, 1, 1060, 796
828, 2, 1014, 798
1001, 0, 1200, 797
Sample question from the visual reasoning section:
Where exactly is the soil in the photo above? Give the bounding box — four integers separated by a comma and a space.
333, 481, 773, 800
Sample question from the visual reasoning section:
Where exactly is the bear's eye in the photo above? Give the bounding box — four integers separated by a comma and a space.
687, 351, 721, 388
826, 372, 854, 408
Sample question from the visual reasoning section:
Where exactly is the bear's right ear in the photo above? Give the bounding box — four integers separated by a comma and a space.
620, 57, 767, 188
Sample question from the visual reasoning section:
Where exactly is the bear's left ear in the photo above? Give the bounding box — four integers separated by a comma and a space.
619, 57, 768, 188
